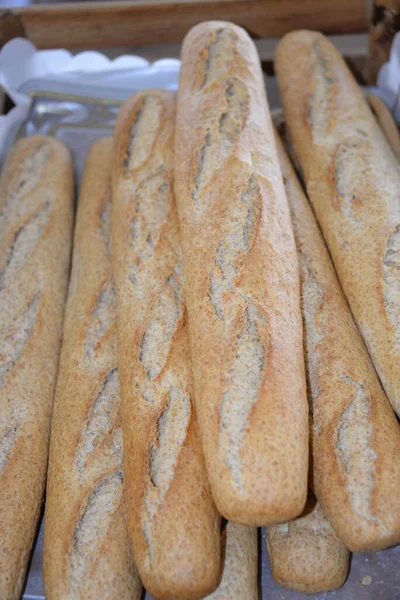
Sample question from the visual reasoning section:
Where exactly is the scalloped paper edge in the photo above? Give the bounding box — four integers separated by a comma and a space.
0, 38, 181, 164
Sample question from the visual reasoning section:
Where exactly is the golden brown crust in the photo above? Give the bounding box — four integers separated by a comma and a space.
43, 139, 142, 600
205, 523, 258, 600
266, 494, 349, 593
0, 135, 74, 598
112, 90, 221, 600
174, 21, 308, 525
367, 92, 400, 162
275, 30, 400, 420
275, 131, 400, 551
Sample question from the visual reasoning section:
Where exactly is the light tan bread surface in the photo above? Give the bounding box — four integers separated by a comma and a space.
275, 131, 400, 551
112, 90, 221, 600
174, 20, 308, 526
0, 135, 73, 598
275, 30, 400, 417
367, 93, 400, 163
266, 494, 349, 593
205, 523, 258, 600
43, 139, 142, 600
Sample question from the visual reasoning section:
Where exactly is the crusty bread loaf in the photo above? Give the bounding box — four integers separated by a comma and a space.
174, 20, 308, 526
43, 139, 142, 600
0, 135, 73, 598
275, 130, 400, 551
275, 30, 400, 418
112, 89, 221, 600
205, 523, 258, 600
367, 93, 400, 162
266, 494, 349, 593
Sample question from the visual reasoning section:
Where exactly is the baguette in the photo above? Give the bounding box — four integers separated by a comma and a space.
43, 139, 142, 600
367, 92, 400, 162
112, 90, 221, 600
275, 30, 400, 417
275, 130, 400, 551
266, 494, 349, 593
174, 20, 308, 526
0, 135, 73, 598
205, 523, 258, 600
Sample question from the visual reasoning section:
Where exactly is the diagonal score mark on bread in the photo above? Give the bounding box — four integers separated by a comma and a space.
74, 368, 121, 472
0, 201, 50, 292
192, 78, 249, 203
0, 417, 19, 475
336, 377, 381, 524
209, 174, 260, 319
99, 198, 112, 255
297, 250, 325, 427
383, 224, 400, 345
0, 291, 41, 390
84, 277, 116, 362
0, 143, 50, 221
192, 133, 212, 203
149, 388, 191, 489
129, 169, 169, 286
308, 38, 335, 141
124, 95, 163, 172
68, 469, 124, 592
143, 386, 191, 559
140, 263, 183, 381
333, 143, 365, 224
219, 297, 265, 487
199, 26, 235, 89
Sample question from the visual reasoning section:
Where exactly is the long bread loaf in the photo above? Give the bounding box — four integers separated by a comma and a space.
112, 90, 221, 600
205, 523, 258, 600
266, 494, 349, 593
275, 30, 400, 417
0, 136, 73, 598
275, 130, 400, 551
174, 20, 308, 526
43, 139, 142, 600
367, 93, 400, 162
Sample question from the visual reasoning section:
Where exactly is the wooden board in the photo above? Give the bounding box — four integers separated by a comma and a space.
96, 33, 368, 63
0, 0, 368, 49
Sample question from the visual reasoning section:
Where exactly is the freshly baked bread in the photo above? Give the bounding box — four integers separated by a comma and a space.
367, 92, 400, 162
266, 494, 349, 593
43, 139, 142, 600
275, 130, 400, 551
206, 523, 258, 600
174, 20, 308, 526
0, 135, 73, 598
112, 90, 221, 600
275, 30, 400, 417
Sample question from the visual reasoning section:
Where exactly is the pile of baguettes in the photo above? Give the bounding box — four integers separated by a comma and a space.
1, 18, 400, 600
